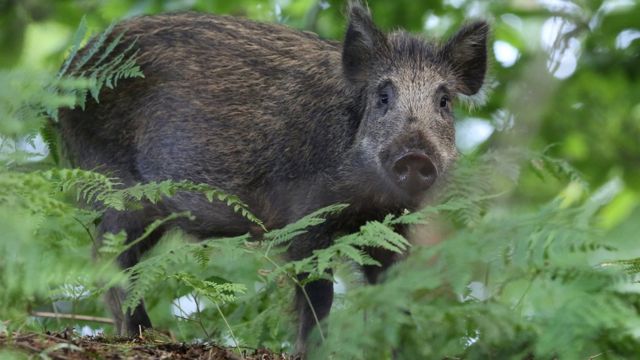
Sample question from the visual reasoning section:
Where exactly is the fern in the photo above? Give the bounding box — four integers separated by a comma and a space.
0, 16, 262, 337
54, 17, 143, 114
41, 168, 263, 227
172, 272, 246, 305
305, 218, 412, 276
308, 167, 639, 359
531, 145, 590, 191
57, 17, 89, 80
98, 230, 128, 256
2, 11, 639, 359
122, 232, 251, 311
113, 149, 640, 357
264, 203, 348, 247
0, 70, 88, 139
439, 150, 520, 227
123, 253, 174, 311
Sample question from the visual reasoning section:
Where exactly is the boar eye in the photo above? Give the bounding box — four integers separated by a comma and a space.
377, 82, 394, 112
440, 95, 450, 109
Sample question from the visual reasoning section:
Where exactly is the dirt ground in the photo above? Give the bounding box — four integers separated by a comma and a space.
0, 330, 296, 359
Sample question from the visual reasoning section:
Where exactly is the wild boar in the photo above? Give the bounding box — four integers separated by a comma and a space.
59, 2, 488, 353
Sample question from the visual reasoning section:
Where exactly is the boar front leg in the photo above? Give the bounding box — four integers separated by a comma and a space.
362, 247, 402, 284
287, 230, 334, 355
294, 273, 333, 355
362, 225, 408, 284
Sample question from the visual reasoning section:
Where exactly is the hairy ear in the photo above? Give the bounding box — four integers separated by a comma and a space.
342, 2, 389, 86
441, 21, 489, 95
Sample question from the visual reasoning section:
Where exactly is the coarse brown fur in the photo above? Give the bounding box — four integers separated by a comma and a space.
59, 3, 488, 355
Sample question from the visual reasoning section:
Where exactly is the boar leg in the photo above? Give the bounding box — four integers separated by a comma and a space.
294, 273, 334, 355
362, 247, 400, 284
98, 207, 165, 336
362, 225, 408, 284
105, 287, 151, 336
287, 231, 334, 354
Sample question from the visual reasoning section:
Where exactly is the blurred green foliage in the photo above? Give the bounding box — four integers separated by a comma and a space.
1, 0, 640, 358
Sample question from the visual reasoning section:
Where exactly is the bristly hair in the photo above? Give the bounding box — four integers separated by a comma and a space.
385, 27, 491, 110
389, 31, 438, 67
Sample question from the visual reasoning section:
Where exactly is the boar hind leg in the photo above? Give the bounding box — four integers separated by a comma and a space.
98, 207, 165, 336
106, 286, 152, 336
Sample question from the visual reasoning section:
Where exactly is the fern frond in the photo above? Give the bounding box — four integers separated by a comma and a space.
54, 18, 144, 112
172, 272, 246, 305
264, 203, 348, 246
57, 16, 89, 79
114, 180, 263, 227
123, 231, 251, 311
39, 121, 60, 165
530, 149, 589, 191
98, 230, 127, 255
124, 255, 169, 311
41, 169, 263, 228
71, 22, 116, 75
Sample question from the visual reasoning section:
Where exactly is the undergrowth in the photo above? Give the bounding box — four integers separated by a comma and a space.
1, 17, 640, 360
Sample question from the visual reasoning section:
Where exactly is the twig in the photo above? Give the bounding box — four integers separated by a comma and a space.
213, 300, 242, 358
192, 294, 211, 338
173, 314, 197, 323
73, 215, 98, 253
512, 274, 537, 311
298, 286, 325, 342
30, 311, 114, 325
16, 332, 72, 344
12, 341, 70, 360
171, 299, 198, 324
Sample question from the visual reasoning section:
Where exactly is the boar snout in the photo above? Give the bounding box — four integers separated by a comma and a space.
388, 151, 438, 195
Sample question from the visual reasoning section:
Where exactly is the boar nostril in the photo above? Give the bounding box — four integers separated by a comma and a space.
418, 160, 437, 178
390, 152, 438, 194
392, 162, 409, 177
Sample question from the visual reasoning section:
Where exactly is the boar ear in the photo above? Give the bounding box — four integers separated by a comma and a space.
342, 3, 389, 85
441, 21, 489, 95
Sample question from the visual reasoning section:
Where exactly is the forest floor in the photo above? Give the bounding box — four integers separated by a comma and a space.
0, 330, 295, 359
